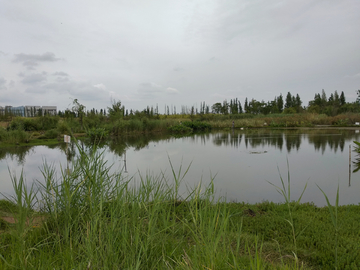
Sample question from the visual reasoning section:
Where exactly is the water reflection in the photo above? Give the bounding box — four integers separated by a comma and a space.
0, 146, 34, 165
211, 129, 358, 154
1, 129, 359, 164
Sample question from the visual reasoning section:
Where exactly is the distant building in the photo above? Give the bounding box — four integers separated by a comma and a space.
42, 106, 57, 116
25, 106, 41, 117
0, 105, 57, 117
6, 106, 25, 117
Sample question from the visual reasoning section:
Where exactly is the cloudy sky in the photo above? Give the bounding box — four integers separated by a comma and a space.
0, 0, 359, 112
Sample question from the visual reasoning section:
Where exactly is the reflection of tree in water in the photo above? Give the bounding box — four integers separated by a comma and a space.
212, 129, 286, 151
352, 141, 360, 173
212, 132, 243, 148
308, 130, 350, 154
107, 133, 173, 157
0, 146, 34, 165
285, 133, 301, 153
211, 129, 358, 154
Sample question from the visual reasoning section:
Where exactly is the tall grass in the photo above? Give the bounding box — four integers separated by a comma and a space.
0, 142, 245, 269
0, 128, 32, 144
317, 184, 340, 270
268, 160, 308, 260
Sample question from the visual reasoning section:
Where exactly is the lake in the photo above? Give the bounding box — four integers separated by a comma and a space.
1, 128, 360, 206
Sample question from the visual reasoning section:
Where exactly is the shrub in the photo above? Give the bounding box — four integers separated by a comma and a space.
86, 128, 108, 142
168, 125, 193, 134
8, 117, 39, 131
37, 115, 59, 130
57, 121, 70, 133
182, 121, 212, 131
44, 129, 60, 139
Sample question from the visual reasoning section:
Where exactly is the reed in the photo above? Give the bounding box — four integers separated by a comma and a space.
268, 160, 308, 263
317, 184, 340, 270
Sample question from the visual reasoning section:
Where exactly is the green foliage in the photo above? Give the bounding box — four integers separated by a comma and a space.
168, 124, 193, 134
7, 117, 39, 131
56, 120, 70, 133
182, 121, 212, 131
7, 116, 59, 132
86, 127, 108, 142
44, 129, 60, 139
283, 107, 297, 114
0, 129, 31, 144
36, 115, 59, 130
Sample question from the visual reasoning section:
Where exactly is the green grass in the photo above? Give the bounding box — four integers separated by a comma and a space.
0, 143, 360, 269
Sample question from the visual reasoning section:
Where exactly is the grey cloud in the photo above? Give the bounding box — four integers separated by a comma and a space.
38, 80, 111, 104
138, 82, 163, 99
25, 86, 47, 94
0, 77, 6, 90
173, 67, 184, 72
116, 58, 131, 69
13, 52, 62, 69
21, 73, 47, 84
53, 71, 69, 76
56, 77, 69, 82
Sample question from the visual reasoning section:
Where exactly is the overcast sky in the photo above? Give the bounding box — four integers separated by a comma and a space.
0, 0, 359, 112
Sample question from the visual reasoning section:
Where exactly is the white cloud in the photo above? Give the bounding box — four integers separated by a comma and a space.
94, 83, 106, 90
165, 87, 179, 94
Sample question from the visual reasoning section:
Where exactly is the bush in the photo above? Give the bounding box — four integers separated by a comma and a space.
168, 125, 193, 134
8, 117, 40, 131
37, 115, 59, 130
86, 128, 108, 142
57, 121, 70, 133
44, 129, 60, 139
182, 121, 212, 131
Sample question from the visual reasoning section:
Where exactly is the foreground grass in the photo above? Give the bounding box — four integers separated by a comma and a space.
0, 146, 359, 269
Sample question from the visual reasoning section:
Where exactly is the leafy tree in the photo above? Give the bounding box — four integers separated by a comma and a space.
108, 99, 124, 120
222, 100, 229, 114
72, 99, 86, 129
212, 103, 222, 114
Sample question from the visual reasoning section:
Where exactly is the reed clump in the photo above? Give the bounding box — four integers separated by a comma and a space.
0, 144, 360, 269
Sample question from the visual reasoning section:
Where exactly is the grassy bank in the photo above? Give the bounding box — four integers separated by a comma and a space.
1, 112, 360, 146
0, 144, 359, 269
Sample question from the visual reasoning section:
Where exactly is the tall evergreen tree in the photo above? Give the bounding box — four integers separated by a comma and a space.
277, 94, 284, 113
340, 91, 346, 106
285, 92, 293, 108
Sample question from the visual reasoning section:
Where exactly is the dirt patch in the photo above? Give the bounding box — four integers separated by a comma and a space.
0, 215, 45, 228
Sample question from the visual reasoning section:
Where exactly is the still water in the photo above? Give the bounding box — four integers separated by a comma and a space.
1, 128, 360, 206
